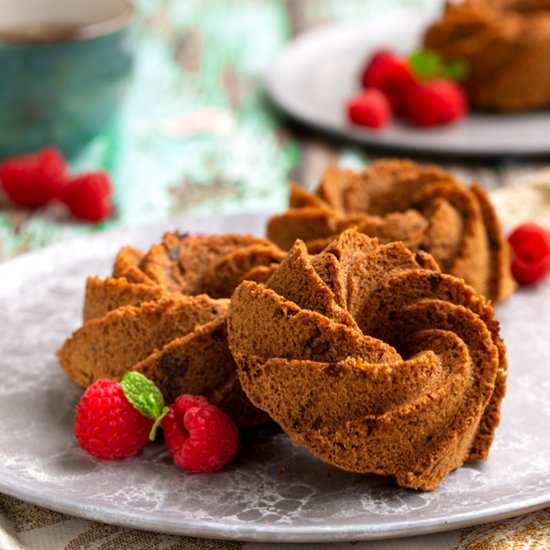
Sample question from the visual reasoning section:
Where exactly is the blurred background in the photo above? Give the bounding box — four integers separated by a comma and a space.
0, 0, 544, 259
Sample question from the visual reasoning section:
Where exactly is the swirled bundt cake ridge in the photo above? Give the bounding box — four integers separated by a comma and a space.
58, 232, 285, 428
424, 0, 550, 111
83, 276, 168, 322
267, 159, 515, 304
228, 229, 507, 490
126, 232, 285, 297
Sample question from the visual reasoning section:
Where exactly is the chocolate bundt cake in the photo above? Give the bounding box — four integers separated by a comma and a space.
58, 232, 284, 428
228, 229, 507, 490
267, 160, 515, 304
424, 0, 550, 111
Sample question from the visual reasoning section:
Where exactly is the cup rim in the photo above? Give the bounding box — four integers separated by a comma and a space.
0, 0, 135, 45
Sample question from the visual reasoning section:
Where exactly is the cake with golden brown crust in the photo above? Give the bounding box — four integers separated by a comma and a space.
58, 232, 284, 428
228, 229, 507, 490
424, 0, 550, 111
267, 160, 515, 304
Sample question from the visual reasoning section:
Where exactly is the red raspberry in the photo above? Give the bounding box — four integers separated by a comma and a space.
405, 79, 467, 127
508, 223, 550, 285
346, 89, 391, 130
361, 49, 392, 76
75, 379, 154, 460
0, 146, 67, 208
360, 50, 416, 111
60, 172, 113, 223
163, 395, 240, 473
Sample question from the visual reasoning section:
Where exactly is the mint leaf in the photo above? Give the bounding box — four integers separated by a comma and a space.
445, 59, 468, 82
121, 372, 165, 420
409, 49, 469, 82
409, 49, 444, 80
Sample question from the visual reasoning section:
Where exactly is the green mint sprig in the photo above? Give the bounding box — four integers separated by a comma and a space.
408, 49, 468, 82
121, 372, 170, 441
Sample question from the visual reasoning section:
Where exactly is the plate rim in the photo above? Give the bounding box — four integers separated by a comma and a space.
1, 468, 549, 542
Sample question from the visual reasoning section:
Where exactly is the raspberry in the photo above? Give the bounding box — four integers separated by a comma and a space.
0, 146, 67, 208
405, 79, 467, 127
75, 379, 154, 460
361, 49, 392, 77
163, 395, 240, 473
60, 172, 113, 222
360, 50, 416, 111
346, 89, 391, 129
508, 223, 550, 285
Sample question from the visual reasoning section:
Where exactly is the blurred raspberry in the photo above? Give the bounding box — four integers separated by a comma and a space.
347, 89, 391, 129
60, 172, 113, 223
405, 79, 467, 127
508, 223, 550, 285
360, 50, 417, 111
0, 146, 67, 208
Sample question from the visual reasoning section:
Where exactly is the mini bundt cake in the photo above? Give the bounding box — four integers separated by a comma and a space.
267, 160, 515, 304
58, 232, 285, 428
228, 229, 507, 490
424, 0, 550, 111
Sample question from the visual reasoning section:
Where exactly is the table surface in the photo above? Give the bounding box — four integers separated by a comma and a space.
1, 1, 549, 549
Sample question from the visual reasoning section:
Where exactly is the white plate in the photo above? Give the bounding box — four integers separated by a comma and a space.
0, 213, 549, 542
266, 9, 550, 157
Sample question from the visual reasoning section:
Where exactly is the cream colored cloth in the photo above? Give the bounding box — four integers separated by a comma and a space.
491, 168, 550, 229
1, 173, 550, 550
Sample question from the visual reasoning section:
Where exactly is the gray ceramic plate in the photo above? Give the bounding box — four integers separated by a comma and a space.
0, 213, 549, 543
266, 8, 550, 157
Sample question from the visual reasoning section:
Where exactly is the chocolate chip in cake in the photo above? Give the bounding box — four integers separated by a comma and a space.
429, 272, 443, 288
159, 353, 190, 380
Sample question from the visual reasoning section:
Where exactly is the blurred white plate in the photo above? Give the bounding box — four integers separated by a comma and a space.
0, 213, 549, 542
266, 9, 550, 157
